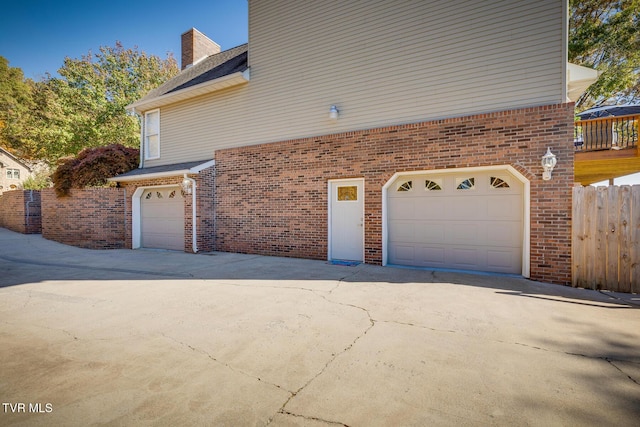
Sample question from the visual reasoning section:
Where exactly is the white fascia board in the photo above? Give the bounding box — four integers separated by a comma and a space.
127, 69, 250, 112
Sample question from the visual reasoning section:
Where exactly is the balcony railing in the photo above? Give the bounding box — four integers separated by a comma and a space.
574, 114, 639, 151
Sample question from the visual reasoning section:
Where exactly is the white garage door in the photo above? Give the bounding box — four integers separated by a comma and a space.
141, 187, 185, 251
388, 170, 523, 274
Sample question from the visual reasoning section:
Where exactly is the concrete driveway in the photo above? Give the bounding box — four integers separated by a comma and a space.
1, 228, 639, 426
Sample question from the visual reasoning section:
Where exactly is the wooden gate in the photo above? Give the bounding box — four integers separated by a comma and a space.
572, 185, 640, 292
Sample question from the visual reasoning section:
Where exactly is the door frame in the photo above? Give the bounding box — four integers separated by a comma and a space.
327, 178, 365, 262
381, 165, 530, 277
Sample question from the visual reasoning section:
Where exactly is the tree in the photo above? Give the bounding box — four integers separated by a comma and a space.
52, 144, 139, 196
0, 56, 34, 158
569, 0, 640, 109
38, 42, 178, 162
0, 43, 178, 163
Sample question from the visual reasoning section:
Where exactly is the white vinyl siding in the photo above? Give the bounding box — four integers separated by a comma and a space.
142, 0, 567, 166
144, 109, 160, 160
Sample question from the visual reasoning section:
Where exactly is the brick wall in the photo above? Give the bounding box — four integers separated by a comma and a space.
41, 188, 126, 249
0, 190, 42, 234
215, 103, 575, 285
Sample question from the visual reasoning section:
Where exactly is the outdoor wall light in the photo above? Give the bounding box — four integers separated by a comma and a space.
541, 147, 557, 181
329, 105, 339, 120
181, 177, 193, 195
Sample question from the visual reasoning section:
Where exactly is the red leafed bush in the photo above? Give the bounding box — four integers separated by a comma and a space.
52, 144, 139, 196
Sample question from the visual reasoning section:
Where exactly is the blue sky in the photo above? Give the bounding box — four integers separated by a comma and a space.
0, 0, 248, 80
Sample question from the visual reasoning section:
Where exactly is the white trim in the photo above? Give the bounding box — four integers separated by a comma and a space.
382, 165, 530, 278
128, 70, 250, 111
190, 159, 216, 173
327, 178, 365, 262
132, 184, 182, 250
144, 109, 160, 160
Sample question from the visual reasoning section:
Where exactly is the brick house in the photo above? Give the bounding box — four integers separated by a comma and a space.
110, 0, 597, 285
0, 147, 33, 194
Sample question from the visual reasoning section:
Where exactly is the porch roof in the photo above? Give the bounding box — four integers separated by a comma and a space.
107, 159, 215, 182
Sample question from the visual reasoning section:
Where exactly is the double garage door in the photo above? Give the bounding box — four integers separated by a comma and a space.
140, 187, 184, 251
388, 170, 524, 274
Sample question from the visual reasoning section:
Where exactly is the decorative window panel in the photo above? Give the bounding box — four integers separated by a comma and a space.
337, 186, 358, 201
456, 177, 475, 190
397, 181, 413, 192
490, 176, 510, 188
425, 179, 442, 191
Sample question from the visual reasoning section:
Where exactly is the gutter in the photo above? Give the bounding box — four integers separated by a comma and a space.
183, 174, 198, 253
25, 190, 35, 230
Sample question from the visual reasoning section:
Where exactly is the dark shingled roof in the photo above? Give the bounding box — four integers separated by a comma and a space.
136, 44, 248, 103
578, 104, 640, 119
112, 160, 213, 179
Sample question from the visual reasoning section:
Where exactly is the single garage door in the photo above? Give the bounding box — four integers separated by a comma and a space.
141, 187, 185, 251
388, 170, 523, 274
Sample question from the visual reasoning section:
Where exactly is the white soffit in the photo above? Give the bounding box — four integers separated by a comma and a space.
128, 69, 250, 111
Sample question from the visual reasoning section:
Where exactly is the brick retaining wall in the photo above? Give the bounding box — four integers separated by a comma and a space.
0, 190, 42, 234
41, 188, 127, 249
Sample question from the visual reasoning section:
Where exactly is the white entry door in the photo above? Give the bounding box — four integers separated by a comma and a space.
329, 179, 364, 261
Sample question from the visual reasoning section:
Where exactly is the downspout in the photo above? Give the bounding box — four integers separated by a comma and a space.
25, 190, 34, 230
131, 107, 145, 169
183, 174, 198, 253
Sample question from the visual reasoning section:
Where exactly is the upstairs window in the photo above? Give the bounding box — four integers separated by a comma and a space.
6, 169, 20, 179
144, 109, 160, 160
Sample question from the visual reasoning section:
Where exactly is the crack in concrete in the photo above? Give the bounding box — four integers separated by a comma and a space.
606, 358, 640, 386
160, 333, 294, 396
377, 319, 457, 334
277, 410, 350, 426
371, 321, 640, 388
269, 279, 374, 426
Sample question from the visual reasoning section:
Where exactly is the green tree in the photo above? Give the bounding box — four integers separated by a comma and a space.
0, 56, 34, 158
569, 0, 640, 109
37, 42, 178, 161
0, 44, 178, 163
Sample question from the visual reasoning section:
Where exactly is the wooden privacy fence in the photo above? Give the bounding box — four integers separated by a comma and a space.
572, 185, 640, 292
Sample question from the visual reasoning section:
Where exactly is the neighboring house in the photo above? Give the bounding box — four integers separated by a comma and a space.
110, 0, 597, 285
0, 147, 32, 194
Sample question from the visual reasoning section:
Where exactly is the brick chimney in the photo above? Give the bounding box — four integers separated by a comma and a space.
181, 28, 220, 70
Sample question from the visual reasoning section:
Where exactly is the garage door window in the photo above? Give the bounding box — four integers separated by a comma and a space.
490, 176, 510, 189
456, 177, 475, 190
425, 179, 442, 191
397, 181, 413, 192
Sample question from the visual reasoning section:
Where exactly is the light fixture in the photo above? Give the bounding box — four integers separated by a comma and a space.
541, 147, 557, 181
329, 105, 339, 120
181, 177, 192, 195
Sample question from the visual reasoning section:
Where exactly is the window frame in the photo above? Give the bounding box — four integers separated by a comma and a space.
144, 109, 160, 160
6, 168, 20, 180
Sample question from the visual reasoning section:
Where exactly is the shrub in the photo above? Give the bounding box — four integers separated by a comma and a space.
22, 169, 52, 190
52, 144, 138, 196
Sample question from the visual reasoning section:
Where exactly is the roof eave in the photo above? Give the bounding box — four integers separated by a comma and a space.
127, 69, 250, 112
107, 160, 216, 182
